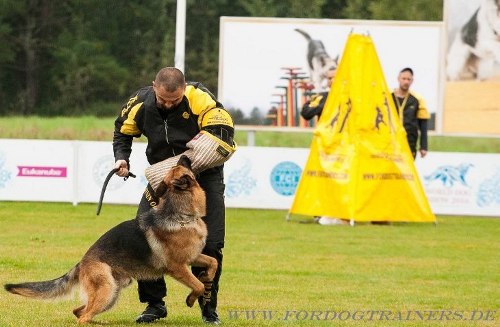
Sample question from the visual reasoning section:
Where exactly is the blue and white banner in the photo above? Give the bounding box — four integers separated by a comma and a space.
224, 147, 308, 209
415, 152, 500, 216
0, 139, 498, 217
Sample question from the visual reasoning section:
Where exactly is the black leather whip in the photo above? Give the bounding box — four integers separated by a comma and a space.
96, 168, 136, 215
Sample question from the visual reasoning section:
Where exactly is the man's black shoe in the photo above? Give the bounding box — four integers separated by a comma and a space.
135, 303, 167, 324
202, 315, 221, 325
202, 310, 221, 325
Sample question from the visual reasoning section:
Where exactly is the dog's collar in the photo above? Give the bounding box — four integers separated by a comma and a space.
174, 213, 199, 227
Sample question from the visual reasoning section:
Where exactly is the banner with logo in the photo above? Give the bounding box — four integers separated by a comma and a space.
416, 152, 500, 216
289, 34, 436, 222
0, 139, 498, 217
0, 139, 75, 202
75, 141, 149, 205
223, 146, 308, 209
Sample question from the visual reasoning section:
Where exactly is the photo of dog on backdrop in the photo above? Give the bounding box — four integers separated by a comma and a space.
446, 0, 500, 80
295, 28, 339, 91
4, 155, 217, 324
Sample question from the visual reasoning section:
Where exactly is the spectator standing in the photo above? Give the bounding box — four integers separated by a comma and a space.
391, 67, 430, 159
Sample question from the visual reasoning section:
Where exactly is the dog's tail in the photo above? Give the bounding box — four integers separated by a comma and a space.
4, 263, 80, 300
295, 28, 312, 41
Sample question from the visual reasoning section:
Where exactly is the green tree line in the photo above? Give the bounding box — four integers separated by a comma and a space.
0, 0, 442, 119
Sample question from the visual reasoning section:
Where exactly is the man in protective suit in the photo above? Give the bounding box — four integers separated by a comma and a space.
113, 67, 235, 325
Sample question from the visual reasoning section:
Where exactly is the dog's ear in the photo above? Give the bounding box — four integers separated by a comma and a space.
172, 175, 193, 190
155, 181, 168, 198
177, 155, 192, 170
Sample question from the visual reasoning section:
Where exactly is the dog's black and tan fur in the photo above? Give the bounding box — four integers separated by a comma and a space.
4, 155, 217, 324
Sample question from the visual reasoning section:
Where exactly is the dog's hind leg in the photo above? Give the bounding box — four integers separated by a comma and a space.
76, 263, 118, 323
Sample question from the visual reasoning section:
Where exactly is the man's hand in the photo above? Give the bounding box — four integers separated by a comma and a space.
114, 159, 129, 177
419, 149, 428, 158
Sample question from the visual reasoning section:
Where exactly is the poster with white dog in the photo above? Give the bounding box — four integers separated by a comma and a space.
218, 17, 443, 131
444, 0, 500, 134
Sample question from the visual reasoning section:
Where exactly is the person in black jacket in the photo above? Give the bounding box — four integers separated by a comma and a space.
391, 67, 430, 159
300, 68, 336, 121
113, 67, 235, 325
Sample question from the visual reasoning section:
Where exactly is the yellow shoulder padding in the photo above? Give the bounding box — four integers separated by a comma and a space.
410, 91, 430, 119
185, 85, 217, 116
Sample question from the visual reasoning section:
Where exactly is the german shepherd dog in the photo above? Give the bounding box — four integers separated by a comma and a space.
4, 155, 217, 324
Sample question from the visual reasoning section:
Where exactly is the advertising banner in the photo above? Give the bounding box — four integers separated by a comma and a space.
0, 139, 498, 217
0, 139, 75, 202
223, 146, 308, 209
75, 141, 149, 205
416, 152, 500, 216
444, 0, 500, 134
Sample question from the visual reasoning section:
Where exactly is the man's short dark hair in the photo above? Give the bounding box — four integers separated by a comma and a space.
155, 67, 185, 92
400, 67, 414, 75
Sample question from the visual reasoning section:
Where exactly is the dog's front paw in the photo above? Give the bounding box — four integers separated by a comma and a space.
186, 293, 197, 307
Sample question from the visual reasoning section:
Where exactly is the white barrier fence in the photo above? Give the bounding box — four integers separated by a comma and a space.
0, 139, 499, 217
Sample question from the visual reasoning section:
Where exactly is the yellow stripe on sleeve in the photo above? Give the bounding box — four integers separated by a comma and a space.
309, 95, 324, 108
120, 102, 143, 135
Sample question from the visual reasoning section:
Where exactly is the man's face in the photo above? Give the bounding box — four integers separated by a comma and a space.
153, 82, 185, 110
326, 69, 336, 87
398, 71, 413, 92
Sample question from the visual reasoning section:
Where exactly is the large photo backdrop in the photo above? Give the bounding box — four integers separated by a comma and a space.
444, 0, 500, 135
218, 17, 444, 131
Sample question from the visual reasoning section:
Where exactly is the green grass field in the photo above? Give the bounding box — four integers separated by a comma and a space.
0, 202, 498, 326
